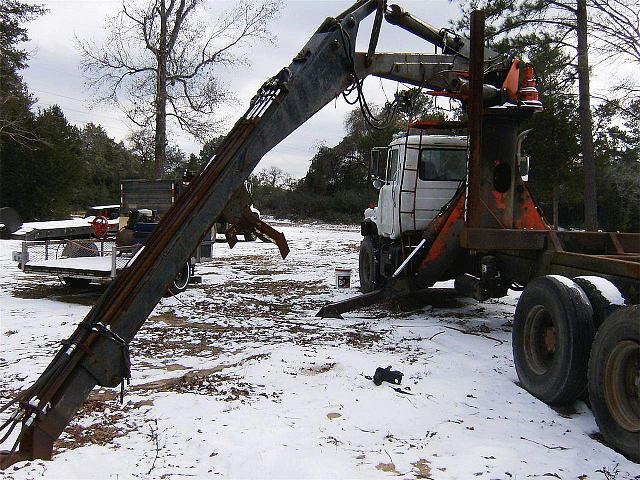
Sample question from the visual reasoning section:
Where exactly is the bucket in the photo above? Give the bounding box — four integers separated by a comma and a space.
335, 268, 352, 288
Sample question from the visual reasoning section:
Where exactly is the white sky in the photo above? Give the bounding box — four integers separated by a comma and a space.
22, 0, 457, 177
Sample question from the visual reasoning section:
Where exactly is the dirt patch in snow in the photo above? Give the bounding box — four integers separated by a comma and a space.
303, 362, 336, 375
55, 391, 131, 454
132, 353, 277, 403
376, 462, 400, 474
11, 282, 104, 305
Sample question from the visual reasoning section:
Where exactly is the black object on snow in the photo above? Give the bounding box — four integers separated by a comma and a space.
373, 366, 403, 386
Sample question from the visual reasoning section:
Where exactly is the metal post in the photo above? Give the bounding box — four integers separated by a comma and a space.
21, 241, 27, 270
465, 10, 485, 228
45, 239, 49, 260
111, 245, 117, 277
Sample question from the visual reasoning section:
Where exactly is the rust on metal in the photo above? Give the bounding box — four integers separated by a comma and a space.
465, 10, 485, 229
409, 120, 468, 130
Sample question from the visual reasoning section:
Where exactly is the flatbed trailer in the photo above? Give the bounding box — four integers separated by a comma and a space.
12, 236, 215, 290
11, 220, 93, 241
13, 239, 136, 283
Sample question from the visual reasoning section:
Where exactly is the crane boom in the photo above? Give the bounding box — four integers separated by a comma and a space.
0, 0, 511, 468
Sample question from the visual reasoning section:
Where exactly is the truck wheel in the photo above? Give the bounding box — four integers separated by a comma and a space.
574, 276, 626, 329
359, 236, 381, 293
61, 277, 92, 288
513, 275, 595, 405
244, 232, 257, 242
588, 305, 639, 462
166, 262, 191, 296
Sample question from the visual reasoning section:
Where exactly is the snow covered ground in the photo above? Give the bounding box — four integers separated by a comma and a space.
0, 222, 637, 479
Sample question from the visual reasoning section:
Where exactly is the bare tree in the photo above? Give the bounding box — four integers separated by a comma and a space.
78, 0, 281, 178
589, 0, 640, 64
257, 166, 292, 188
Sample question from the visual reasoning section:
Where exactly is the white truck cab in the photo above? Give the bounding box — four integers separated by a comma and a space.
360, 132, 530, 293
366, 134, 467, 240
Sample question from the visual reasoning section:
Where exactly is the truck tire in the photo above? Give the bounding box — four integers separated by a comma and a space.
166, 262, 191, 296
513, 275, 595, 405
244, 232, 257, 242
574, 276, 626, 330
588, 305, 639, 462
359, 236, 381, 293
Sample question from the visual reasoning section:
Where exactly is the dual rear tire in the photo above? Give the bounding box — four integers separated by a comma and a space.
588, 306, 639, 461
513, 276, 638, 461
513, 276, 595, 405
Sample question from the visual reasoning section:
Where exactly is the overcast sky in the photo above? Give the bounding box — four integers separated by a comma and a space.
22, 0, 461, 177
21, 0, 623, 178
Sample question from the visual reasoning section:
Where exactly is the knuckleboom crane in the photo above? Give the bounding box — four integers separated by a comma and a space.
0, 2, 504, 465
2, 0, 637, 467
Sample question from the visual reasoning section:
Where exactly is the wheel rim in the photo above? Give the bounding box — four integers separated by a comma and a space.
523, 305, 557, 375
603, 340, 640, 433
172, 264, 189, 291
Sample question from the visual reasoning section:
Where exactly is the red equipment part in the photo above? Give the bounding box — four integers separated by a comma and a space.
91, 216, 109, 239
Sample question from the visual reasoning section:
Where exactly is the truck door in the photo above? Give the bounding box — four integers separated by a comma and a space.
415, 147, 466, 228
379, 148, 399, 237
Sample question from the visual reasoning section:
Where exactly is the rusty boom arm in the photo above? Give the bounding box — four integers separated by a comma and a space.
0, 0, 507, 467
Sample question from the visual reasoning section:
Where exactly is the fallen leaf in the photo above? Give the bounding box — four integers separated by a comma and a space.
412, 459, 431, 479
376, 462, 399, 474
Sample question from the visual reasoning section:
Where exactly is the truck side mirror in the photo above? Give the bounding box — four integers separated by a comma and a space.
372, 177, 384, 190
370, 150, 380, 178
369, 147, 387, 182
516, 129, 531, 181
519, 154, 529, 181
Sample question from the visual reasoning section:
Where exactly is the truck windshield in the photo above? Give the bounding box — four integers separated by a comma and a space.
419, 148, 467, 181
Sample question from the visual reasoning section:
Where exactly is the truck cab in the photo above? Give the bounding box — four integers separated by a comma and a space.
360, 134, 468, 291
366, 134, 467, 239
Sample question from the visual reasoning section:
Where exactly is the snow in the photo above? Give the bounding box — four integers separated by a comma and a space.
14, 215, 119, 237
0, 223, 637, 479
576, 276, 627, 306
88, 205, 120, 210
14, 218, 90, 235
548, 274, 593, 305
